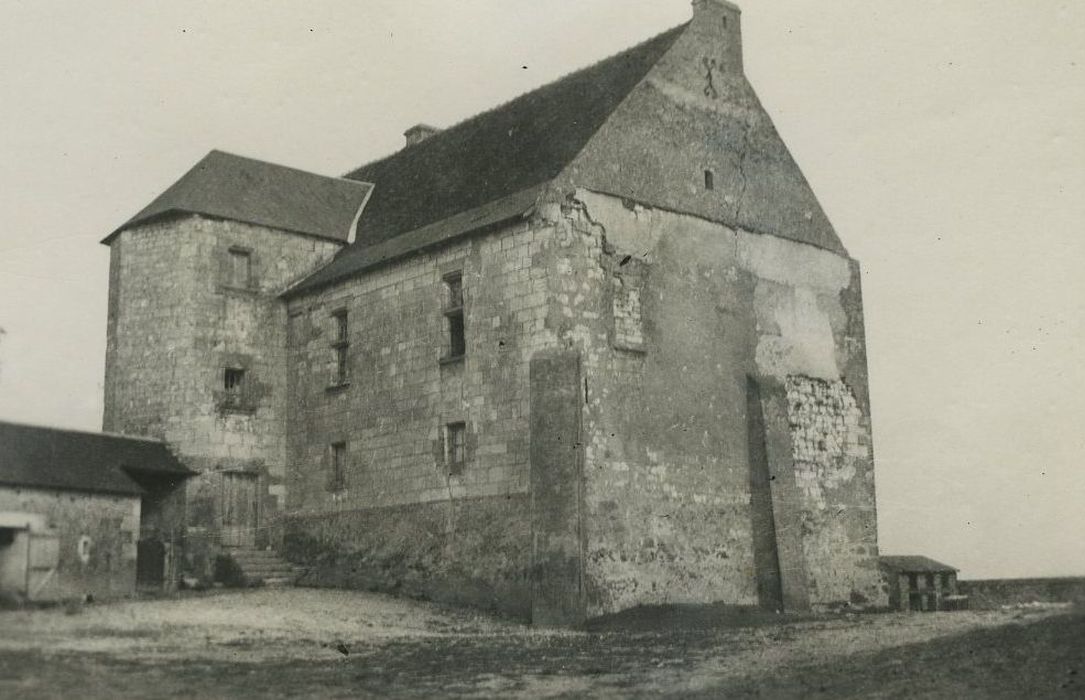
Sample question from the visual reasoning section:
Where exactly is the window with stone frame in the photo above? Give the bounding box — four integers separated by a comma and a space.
227, 246, 253, 289
330, 308, 350, 386
219, 366, 253, 411
442, 272, 465, 360
444, 422, 466, 476
329, 441, 347, 491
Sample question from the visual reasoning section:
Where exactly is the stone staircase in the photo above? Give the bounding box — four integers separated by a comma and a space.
224, 548, 302, 587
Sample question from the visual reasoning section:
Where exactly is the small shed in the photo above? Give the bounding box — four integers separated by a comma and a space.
880, 555, 966, 612
0, 421, 193, 601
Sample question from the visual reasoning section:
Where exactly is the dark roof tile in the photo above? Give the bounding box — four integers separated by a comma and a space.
0, 421, 193, 497
880, 555, 959, 574
284, 25, 687, 296
104, 150, 373, 244
344, 25, 684, 245
285, 186, 543, 296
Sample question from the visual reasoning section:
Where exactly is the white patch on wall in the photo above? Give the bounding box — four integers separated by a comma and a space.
756, 286, 839, 381
77, 535, 93, 564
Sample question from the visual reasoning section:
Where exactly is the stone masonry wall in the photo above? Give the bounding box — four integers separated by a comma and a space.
0, 486, 141, 600
103, 216, 340, 574
541, 189, 883, 616
786, 375, 880, 606
283, 217, 566, 617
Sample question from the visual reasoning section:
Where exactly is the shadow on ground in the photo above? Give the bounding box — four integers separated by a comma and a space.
1, 606, 1081, 698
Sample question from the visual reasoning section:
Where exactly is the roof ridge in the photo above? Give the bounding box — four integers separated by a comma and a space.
329, 21, 688, 259
205, 149, 373, 186
342, 23, 688, 180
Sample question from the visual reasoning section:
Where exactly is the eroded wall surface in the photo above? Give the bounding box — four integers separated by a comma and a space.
0, 486, 140, 600
544, 189, 882, 615
103, 216, 339, 573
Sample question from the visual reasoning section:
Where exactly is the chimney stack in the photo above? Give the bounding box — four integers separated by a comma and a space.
404, 123, 440, 147
691, 0, 743, 72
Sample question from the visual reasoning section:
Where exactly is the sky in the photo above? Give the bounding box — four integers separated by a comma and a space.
0, 0, 1082, 580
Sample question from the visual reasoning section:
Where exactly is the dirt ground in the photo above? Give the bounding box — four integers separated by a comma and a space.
1, 588, 1082, 698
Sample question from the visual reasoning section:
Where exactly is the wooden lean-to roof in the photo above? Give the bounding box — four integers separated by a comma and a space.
879, 555, 959, 574
0, 421, 194, 497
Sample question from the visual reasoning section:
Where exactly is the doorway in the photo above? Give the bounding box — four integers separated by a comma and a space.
221, 472, 259, 547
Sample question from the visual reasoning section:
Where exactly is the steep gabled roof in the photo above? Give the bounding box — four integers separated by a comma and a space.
285, 186, 544, 295
0, 421, 193, 497
104, 150, 373, 244
285, 24, 686, 296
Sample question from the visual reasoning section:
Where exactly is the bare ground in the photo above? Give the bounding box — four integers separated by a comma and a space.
0, 588, 1082, 698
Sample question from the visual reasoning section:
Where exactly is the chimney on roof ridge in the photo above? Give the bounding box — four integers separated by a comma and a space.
691, 0, 743, 72
404, 123, 440, 147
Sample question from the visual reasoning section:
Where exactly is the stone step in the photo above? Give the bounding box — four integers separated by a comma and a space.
231, 555, 288, 565
223, 548, 299, 587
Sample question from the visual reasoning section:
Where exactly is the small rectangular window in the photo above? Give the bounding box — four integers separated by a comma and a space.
704, 169, 715, 190
335, 310, 348, 344
228, 247, 252, 288
330, 442, 347, 491
223, 367, 246, 406
443, 273, 465, 360
445, 422, 466, 476
446, 275, 463, 310
330, 309, 349, 386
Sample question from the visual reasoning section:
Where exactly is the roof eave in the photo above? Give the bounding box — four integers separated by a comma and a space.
102, 209, 354, 246
282, 185, 543, 300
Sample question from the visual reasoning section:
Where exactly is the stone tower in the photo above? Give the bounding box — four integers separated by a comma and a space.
102, 150, 370, 575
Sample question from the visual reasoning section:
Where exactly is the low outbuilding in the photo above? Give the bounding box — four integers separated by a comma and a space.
0, 421, 193, 601
880, 555, 967, 612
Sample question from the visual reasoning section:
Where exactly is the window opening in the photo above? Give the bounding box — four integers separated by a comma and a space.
443, 273, 466, 359
331, 309, 349, 385
445, 422, 466, 476
228, 247, 252, 288
330, 442, 347, 491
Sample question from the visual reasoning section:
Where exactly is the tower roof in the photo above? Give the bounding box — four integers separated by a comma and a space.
104, 150, 373, 244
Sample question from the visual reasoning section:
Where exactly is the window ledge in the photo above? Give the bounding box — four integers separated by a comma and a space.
326, 382, 351, 394
439, 354, 465, 367
217, 403, 257, 416
218, 284, 259, 296
612, 343, 647, 355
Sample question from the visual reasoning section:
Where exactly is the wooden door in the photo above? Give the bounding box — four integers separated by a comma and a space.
221, 472, 258, 547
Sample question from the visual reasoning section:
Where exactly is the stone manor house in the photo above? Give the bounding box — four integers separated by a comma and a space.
100, 0, 885, 623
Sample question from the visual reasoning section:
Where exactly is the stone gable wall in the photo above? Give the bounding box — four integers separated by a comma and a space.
551, 189, 882, 615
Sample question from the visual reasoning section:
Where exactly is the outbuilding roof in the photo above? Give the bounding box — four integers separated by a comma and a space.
879, 555, 959, 574
0, 421, 194, 497
103, 150, 373, 244
284, 24, 686, 296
